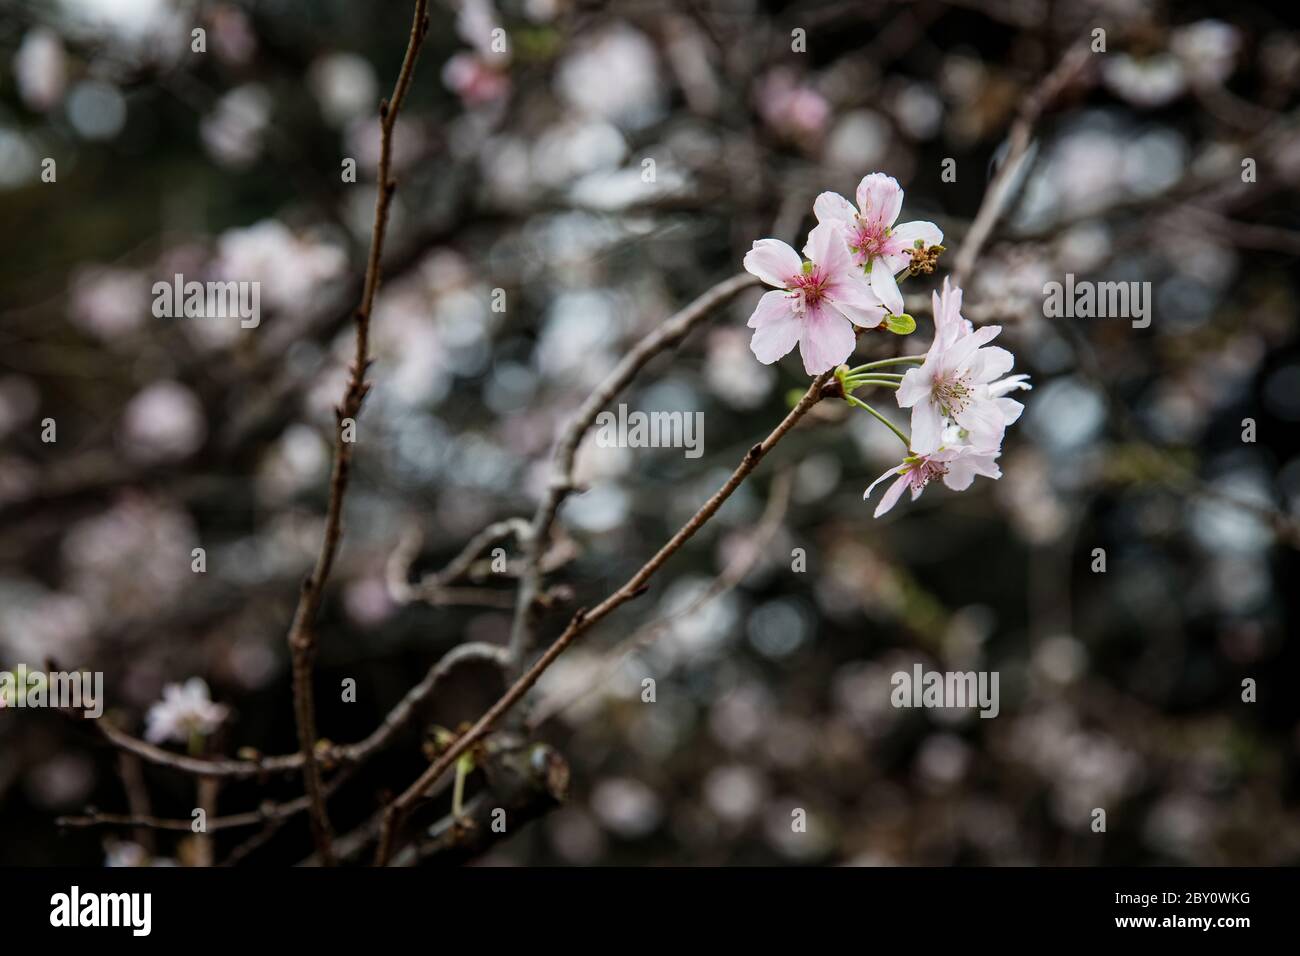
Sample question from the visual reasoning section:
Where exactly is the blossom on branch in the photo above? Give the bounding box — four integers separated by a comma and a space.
144, 678, 229, 745
863, 444, 1003, 518
896, 279, 1021, 455
744, 224, 888, 375
813, 173, 943, 315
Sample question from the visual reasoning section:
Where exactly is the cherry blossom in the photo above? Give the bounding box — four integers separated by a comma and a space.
144, 678, 229, 745
813, 173, 943, 315
895, 278, 1019, 455
863, 444, 1002, 518
744, 223, 888, 375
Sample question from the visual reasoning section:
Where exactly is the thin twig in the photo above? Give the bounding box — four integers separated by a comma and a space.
387, 518, 531, 604
504, 271, 761, 677
283, 0, 431, 867
374, 369, 834, 865
952, 43, 1092, 284
116, 753, 155, 854
93, 720, 303, 778
57, 796, 311, 834
86, 638, 507, 785
527, 467, 794, 730
339, 642, 510, 768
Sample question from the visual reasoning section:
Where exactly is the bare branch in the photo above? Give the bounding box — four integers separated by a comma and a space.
505, 271, 761, 675
952, 43, 1092, 285
57, 796, 314, 834
284, 0, 431, 866
527, 467, 794, 730
388, 518, 531, 605
374, 369, 835, 865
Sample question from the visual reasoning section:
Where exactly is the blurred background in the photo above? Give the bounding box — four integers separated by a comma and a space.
2, 0, 1299, 866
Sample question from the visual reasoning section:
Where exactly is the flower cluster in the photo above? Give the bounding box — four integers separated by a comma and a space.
742, 173, 1028, 517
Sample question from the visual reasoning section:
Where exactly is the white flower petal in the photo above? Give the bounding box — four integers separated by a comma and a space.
869, 263, 905, 316
743, 239, 802, 288
910, 401, 945, 454
748, 291, 801, 364
813, 190, 857, 226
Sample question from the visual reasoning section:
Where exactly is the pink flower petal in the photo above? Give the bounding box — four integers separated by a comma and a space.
855, 173, 904, 228
743, 239, 802, 288
996, 396, 1025, 425
802, 222, 852, 276
864, 461, 904, 499
747, 290, 802, 364
943, 450, 1001, 491
869, 262, 905, 316
813, 190, 857, 226
797, 302, 856, 375
873, 471, 911, 517
971, 345, 1015, 383
832, 297, 887, 329
941, 324, 1001, 374
827, 274, 887, 328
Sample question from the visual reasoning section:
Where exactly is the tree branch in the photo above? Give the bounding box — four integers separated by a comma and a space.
387, 518, 531, 605
952, 42, 1092, 285
284, 0, 431, 867
374, 369, 834, 865
526, 466, 793, 730
504, 271, 761, 676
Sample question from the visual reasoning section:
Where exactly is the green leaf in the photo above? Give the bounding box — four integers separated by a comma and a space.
884, 313, 916, 335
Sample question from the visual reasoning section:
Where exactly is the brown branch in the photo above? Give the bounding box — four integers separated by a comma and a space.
216, 765, 360, 867
116, 753, 155, 854
387, 519, 531, 605
526, 466, 794, 730
952, 42, 1092, 285
93, 720, 303, 778
504, 271, 761, 676
87, 639, 507, 787
374, 369, 835, 865
284, 0, 431, 867
395, 741, 570, 867
57, 796, 313, 834
337, 642, 510, 768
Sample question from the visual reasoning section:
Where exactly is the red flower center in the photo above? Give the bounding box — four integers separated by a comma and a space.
788, 267, 829, 313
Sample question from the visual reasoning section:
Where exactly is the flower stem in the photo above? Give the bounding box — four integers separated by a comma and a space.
847, 355, 925, 374
845, 377, 901, 391
845, 395, 911, 450
452, 752, 473, 818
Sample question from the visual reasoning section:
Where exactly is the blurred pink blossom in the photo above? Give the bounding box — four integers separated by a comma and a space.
757, 70, 829, 142
13, 28, 66, 111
